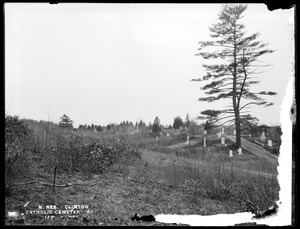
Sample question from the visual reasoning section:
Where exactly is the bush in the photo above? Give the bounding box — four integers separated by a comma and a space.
5, 115, 34, 194
40, 128, 142, 175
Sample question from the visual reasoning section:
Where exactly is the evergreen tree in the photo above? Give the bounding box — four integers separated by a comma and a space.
59, 114, 73, 128
173, 116, 184, 130
152, 116, 161, 133
96, 125, 103, 132
185, 113, 190, 128
192, 4, 276, 148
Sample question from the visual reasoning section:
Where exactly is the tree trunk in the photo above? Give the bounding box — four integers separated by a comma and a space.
232, 27, 241, 149
235, 113, 242, 149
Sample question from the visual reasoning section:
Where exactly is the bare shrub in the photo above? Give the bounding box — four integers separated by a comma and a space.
5, 115, 34, 194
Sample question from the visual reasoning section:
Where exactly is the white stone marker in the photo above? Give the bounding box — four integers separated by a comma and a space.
203, 137, 207, 147
238, 148, 242, 155
261, 131, 266, 142
229, 150, 233, 157
221, 136, 225, 145
167, 133, 169, 137
268, 140, 272, 147
186, 135, 190, 144
233, 130, 236, 135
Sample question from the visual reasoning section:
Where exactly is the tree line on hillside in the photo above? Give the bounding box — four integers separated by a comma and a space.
27, 112, 279, 139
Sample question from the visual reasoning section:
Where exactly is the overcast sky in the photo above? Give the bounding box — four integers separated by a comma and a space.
5, 3, 294, 128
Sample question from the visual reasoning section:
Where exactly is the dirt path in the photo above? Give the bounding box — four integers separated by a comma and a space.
225, 135, 278, 165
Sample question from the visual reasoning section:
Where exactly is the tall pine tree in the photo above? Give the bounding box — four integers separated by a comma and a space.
192, 4, 276, 148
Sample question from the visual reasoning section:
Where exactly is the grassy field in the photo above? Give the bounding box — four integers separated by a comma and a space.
5, 117, 281, 226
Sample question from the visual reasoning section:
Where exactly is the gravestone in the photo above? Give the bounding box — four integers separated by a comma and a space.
229, 150, 233, 157
186, 135, 190, 145
203, 137, 207, 147
238, 148, 242, 155
268, 140, 272, 147
221, 136, 225, 145
233, 130, 236, 135
261, 131, 266, 142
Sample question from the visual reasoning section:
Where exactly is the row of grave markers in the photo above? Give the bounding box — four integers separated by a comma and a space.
152, 128, 272, 148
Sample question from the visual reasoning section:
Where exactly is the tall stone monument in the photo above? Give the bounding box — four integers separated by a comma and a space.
261, 131, 266, 142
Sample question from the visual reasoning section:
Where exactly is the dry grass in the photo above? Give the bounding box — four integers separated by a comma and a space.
5, 122, 280, 226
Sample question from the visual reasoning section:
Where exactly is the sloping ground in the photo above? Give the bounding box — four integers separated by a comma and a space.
143, 148, 276, 179
5, 150, 246, 226
225, 135, 278, 165
166, 136, 277, 177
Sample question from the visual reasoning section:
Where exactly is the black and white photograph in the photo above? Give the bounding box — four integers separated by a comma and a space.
4, 3, 295, 226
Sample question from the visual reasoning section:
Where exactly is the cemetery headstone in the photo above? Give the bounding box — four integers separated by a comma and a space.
261, 131, 266, 142
268, 140, 272, 147
186, 135, 190, 145
221, 136, 225, 145
229, 150, 233, 157
238, 148, 242, 155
